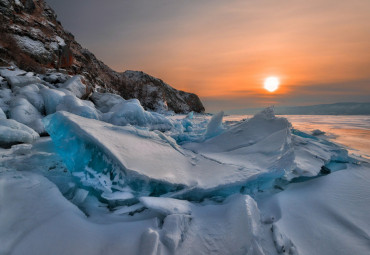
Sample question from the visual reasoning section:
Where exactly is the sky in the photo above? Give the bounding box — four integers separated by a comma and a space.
46, 0, 370, 112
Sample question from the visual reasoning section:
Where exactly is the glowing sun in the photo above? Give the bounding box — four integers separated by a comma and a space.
264, 77, 280, 92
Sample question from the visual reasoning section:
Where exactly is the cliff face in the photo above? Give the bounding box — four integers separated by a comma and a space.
0, 0, 205, 113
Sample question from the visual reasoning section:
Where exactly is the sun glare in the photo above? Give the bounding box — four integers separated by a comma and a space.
264, 77, 280, 92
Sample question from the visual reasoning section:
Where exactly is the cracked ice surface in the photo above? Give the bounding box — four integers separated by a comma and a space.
43, 110, 295, 201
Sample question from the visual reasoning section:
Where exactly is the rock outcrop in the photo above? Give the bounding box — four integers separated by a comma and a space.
0, 0, 204, 113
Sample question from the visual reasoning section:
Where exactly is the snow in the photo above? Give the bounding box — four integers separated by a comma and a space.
139, 197, 192, 215
0, 119, 39, 147
56, 36, 66, 47
259, 165, 370, 255
13, 35, 50, 57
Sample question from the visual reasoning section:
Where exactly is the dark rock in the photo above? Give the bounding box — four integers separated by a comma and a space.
320, 165, 331, 175
23, 0, 35, 14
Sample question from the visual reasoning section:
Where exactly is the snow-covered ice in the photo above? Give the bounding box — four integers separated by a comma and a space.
0, 119, 39, 147
60, 75, 88, 99
10, 97, 45, 134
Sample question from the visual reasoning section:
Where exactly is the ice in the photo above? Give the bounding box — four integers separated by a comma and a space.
56, 95, 100, 120
40, 88, 67, 115
44, 111, 290, 200
15, 84, 45, 113
204, 111, 224, 139
0, 107, 6, 119
139, 197, 192, 215
102, 99, 173, 131
60, 75, 88, 98
259, 165, 370, 255
6, 76, 42, 90
0, 119, 39, 148
161, 214, 192, 252
0, 171, 154, 255
9, 97, 45, 134
90, 92, 125, 113
0, 67, 26, 77
291, 129, 351, 177
42, 72, 70, 84
0, 88, 12, 113
191, 107, 291, 153
184, 107, 295, 185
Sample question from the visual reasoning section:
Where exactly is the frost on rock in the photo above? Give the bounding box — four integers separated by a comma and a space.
9, 97, 45, 134
13, 35, 51, 60
102, 99, 173, 131
56, 95, 100, 120
90, 92, 125, 113
0, 119, 39, 148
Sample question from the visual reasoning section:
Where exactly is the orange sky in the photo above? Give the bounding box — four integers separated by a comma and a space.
48, 0, 370, 112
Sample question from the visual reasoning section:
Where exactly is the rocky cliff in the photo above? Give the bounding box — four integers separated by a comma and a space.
0, 0, 204, 113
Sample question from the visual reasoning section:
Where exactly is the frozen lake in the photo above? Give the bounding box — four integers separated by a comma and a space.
224, 115, 370, 159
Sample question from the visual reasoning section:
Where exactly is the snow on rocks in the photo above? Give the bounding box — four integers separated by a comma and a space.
0, 119, 39, 148
13, 35, 51, 60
